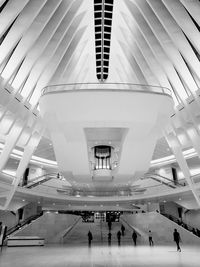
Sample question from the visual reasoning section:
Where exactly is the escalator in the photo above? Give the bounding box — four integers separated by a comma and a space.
24, 173, 58, 189
142, 173, 184, 188
6, 211, 44, 238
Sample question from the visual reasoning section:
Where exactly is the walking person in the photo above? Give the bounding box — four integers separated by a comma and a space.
132, 230, 137, 246
173, 229, 181, 252
117, 230, 121, 246
108, 232, 112, 246
148, 230, 154, 246
87, 230, 93, 247
121, 224, 125, 236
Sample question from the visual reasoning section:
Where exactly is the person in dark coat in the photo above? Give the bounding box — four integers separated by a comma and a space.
148, 230, 154, 246
108, 232, 112, 246
173, 229, 181, 252
121, 224, 125, 236
117, 230, 121, 246
132, 230, 137, 246
88, 230, 93, 247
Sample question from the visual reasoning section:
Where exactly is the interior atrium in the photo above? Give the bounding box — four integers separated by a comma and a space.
0, 0, 200, 266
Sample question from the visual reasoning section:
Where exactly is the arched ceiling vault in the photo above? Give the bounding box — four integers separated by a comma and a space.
0, 0, 200, 209
0, 0, 199, 107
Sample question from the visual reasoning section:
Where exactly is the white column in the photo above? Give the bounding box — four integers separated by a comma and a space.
165, 132, 200, 207
0, 119, 27, 170
172, 110, 200, 160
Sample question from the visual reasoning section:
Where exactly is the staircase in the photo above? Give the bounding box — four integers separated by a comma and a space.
122, 212, 200, 245
64, 219, 135, 245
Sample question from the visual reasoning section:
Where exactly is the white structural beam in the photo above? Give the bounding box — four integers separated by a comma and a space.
3, 128, 44, 209
165, 132, 200, 207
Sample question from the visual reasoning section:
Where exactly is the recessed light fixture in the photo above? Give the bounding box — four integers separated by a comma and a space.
53, 203, 55, 205
163, 200, 166, 203
179, 198, 182, 201
22, 199, 25, 202
116, 204, 119, 206
100, 204, 103, 207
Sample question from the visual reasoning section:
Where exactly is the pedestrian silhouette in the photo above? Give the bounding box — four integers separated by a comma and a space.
148, 230, 154, 246
87, 230, 93, 247
108, 232, 112, 246
117, 230, 121, 246
121, 224, 125, 236
132, 230, 137, 246
173, 229, 181, 252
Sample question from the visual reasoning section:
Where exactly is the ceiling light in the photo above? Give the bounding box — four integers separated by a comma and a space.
53, 203, 55, 205
179, 198, 182, 201
22, 199, 25, 202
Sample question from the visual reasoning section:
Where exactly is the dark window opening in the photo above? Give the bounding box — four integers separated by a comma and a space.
96, 47, 101, 53
96, 54, 101, 60
104, 40, 110, 46
104, 19, 112, 26
95, 19, 102, 25
95, 40, 101, 46
95, 26, 102, 32
95, 12, 102, 18
105, 5, 113, 12
104, 12, 112, 19
104, 33, 110, 39
95, 33, 101, 39
104, 26, 111, 32
94, 5, 102, 11
94, 0, 102, 4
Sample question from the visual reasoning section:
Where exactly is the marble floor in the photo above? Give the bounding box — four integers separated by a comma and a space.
0, 244, 200, 267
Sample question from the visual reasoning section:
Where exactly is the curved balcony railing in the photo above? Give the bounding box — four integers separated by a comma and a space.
28, 179, 185, 198
41, 83, 172, 97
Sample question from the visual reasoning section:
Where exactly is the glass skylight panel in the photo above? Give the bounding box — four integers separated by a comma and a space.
94, 0, 114, 82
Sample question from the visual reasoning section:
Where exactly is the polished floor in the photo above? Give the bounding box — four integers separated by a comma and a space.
0, 244, 200, 267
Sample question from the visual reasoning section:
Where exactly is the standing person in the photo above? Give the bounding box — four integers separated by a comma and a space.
117, 230, 121, 246
132, 230, 137, 246
108, 232, 112, 246
173, 229, 181, 252
148, 230, 154, 246
121, 224, 125, 236
88, 230, 93, 247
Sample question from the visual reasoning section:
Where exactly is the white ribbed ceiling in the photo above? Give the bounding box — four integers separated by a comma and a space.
0, 0, 199, 109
